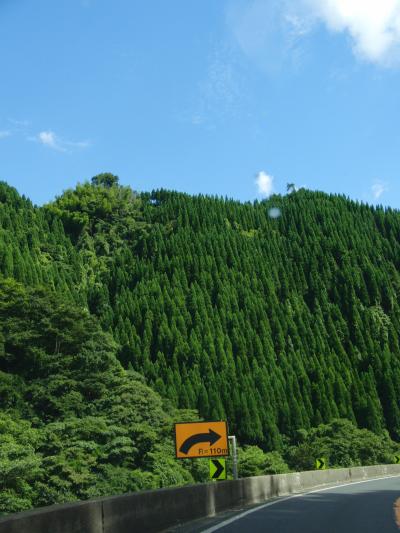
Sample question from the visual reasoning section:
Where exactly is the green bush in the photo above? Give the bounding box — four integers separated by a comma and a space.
286, 419, 398, 470
238, 446, 289, 477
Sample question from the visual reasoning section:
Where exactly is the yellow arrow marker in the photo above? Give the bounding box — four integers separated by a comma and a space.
394, 454, 400, 464
175, 421, 229, 459
315, 457, 327, 470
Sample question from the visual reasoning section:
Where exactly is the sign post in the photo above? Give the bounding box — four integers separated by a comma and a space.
229, 435, 238, 480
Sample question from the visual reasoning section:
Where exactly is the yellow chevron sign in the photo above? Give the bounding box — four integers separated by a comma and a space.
209, 458, 227, 480
315, 457, 327, 470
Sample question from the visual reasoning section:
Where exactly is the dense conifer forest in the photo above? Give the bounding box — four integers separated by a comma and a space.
1, 175, 400, 514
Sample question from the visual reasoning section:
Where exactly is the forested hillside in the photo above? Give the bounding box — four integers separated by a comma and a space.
2, 175, 400, 513
46, 176, 400, 447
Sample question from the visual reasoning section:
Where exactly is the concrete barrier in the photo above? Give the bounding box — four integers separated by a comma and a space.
1, 465, 400, 533
0, 499, 102, 533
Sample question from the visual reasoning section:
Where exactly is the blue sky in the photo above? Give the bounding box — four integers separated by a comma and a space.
1, 0, 400, 207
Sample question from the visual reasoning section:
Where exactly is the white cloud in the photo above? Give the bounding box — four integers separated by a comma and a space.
371, 180, 388, 198
64, 139, 91, 149
255, 171, 274, 196
0, 130, 10, 139
38, 131, 63, 150
228, 0, 400, 67
188, 43, 245, 127
299, 0, 400, 65
33, 130, 90, 152
6, 119, 30, 135
227, 0, 307, 73
8, 118, 30, 128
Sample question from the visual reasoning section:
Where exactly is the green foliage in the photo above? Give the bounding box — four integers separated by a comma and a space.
91, 173, 120, 188
46, 178, 142, 244
0, 413, 42, 514
237, 419, 398, 479
0, 279, 202, 515
238, 446, 289, 477
0, 182, 82, 303
286, 419, 397, 470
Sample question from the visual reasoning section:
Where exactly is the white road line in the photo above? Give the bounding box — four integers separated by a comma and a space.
200, 474, 400, 533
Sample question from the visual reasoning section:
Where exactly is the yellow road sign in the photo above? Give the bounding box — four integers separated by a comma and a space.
315, 457, 327, 470
394, 454, 400, 464
174, 421, 229, 459
210, 458, 227, 480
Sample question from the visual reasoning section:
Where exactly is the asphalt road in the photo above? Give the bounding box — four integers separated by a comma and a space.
171, 475, 400, 533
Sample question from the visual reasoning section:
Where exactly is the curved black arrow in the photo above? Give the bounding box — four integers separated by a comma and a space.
179, 429, 221, 455
211, 459, 225, 479
316, 459, 326, 469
